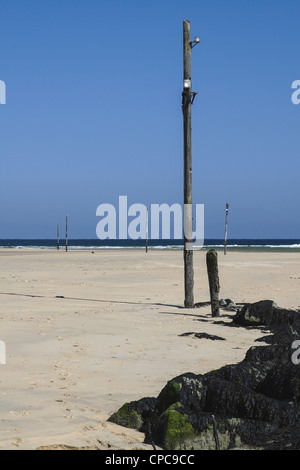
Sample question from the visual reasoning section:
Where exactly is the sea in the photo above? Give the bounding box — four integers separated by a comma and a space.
0, 239, 300, 252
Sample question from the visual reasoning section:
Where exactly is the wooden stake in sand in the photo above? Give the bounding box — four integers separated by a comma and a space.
65, 214, 68, 252
224, 203, 230, 255
206, 249, 220, 317
57, 224, 59, 250
146, 207, 148, 253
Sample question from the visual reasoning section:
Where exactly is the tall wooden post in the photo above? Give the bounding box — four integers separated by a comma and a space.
224, 203, 229, 255
183, 19, 194, 308
65, 214, 68, 252
57, 224, 59, 250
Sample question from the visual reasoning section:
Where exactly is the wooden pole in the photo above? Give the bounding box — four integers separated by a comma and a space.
57, 224, 59, 250
65, 214, 68, 252
183, 19, 194, 308
206, 249, 220, 317
146, 207, 148, 253
224, 203, 229, 255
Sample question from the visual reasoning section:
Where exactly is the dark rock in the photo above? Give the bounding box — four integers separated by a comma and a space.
146, 370, 297, 449
224, 298, 235, 307
206, 361, 271, 391
257, 363, 300, 402
245, 344, 282, 364
158, 408, 278, 450
203, 376, 298, 425
219, 298, 237, 310
154, 373, 207, 416
108, 397, 157, 432
194, 332, 225, 341
251, 421, 300, 450
225, 303, 238, 312
108, 301, 300, 450
149, 402, 199, 450
255, 334, 274, 344
179, 332, 225, 341
217, 298, 240, 312
233, 300, 277, 326
234, 301, 300, 330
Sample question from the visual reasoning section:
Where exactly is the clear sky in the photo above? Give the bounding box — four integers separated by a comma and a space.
0, 0, 299, 239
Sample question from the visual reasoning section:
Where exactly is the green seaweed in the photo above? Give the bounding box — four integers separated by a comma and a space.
162, 403, 195, 450
156, 379, 182, 415
108, 403, 143, 430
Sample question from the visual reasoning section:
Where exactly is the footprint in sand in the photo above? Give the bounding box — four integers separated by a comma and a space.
73, 343, 88, 353
9, 411, 31, 416
11, 438, 22, 447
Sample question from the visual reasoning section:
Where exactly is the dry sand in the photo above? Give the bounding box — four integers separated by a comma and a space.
0, 248, 299, 450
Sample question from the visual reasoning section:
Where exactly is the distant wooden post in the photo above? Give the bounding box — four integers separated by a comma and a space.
224, 203, 230, 255
146, 207, 148, 253
65, 214, 68, 252
57, 224, 59, 250
206, 249, 220, 317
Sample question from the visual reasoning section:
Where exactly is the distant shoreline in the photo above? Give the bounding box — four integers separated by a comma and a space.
0, 239, 299, 252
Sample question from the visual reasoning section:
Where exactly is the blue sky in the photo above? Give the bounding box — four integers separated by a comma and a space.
0, 0, 299, 239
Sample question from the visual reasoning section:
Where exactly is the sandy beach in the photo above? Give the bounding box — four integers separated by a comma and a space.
0, 248, 299, 450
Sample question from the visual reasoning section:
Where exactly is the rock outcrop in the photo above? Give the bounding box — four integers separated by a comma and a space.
108, 301, 300, 450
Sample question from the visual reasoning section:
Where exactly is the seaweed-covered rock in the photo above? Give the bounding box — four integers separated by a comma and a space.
155, 373, 207, 416
257, 363, 300, 402
233, 300, 277, 326
203, 376, 298, 425
234, 301, 300, 329
145, 370, 300, 449
252, 421, 300, 450
245, 344, 282, 364
108, 301, 300, 450
148, 402, 280, 450
151, 404, 234, 450
108, 397, 157, 432
151, 403, 197, 450
206, 361, 271, 391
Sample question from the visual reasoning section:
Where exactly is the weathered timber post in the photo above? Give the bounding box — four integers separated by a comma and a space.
57, 224, 59, 250
65, 214, 68, 252
224, 203, 229, 255
183, 19, 194, 308
146, 207, 148, 253
206, 249, 220, 317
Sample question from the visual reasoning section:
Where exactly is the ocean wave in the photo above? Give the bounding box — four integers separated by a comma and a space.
1, 240, 300, 250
